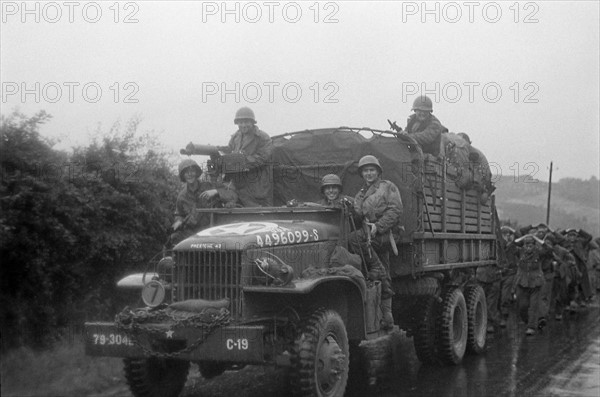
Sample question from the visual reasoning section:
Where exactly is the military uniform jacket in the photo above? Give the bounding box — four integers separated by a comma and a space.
553, 245, 577, 282
175, 180, 237, 227
353, 179, 403, 235
515, 249, 544, 288
504, 242, 519, 275
226, 126, 273, 169
405, 113, 448, 157
476, 263, 501, 283
224, 126, 273, 206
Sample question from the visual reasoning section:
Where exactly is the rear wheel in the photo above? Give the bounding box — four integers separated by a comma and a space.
437, 289, 468, 365
412, 295, 439, 365
290, 309, 349, 397
465, 285, 488, 354
124, 357, 189, 397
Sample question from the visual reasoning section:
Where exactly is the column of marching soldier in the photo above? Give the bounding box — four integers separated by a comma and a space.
481, 224, 600, 336
173, 103, 600, 337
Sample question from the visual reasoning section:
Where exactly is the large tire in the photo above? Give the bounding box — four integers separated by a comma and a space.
123, 358, 190, 397
465, 285, 488, 354
197, 361, 227, 379
412, 295, 439, 365
290, 309, 349, 397
436, 289, 468, 365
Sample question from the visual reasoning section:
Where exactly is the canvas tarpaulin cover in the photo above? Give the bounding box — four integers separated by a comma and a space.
271, 128, 423, 234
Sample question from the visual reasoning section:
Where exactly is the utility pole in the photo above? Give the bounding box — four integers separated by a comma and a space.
546, 161, 553, 225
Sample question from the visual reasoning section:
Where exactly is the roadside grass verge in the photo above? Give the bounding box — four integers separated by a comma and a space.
1, 336, 125, 397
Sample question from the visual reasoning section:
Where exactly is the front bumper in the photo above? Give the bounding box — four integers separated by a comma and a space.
85, 322, 265, 363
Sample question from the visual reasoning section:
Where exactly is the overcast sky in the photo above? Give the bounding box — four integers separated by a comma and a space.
1, 1, 599, 181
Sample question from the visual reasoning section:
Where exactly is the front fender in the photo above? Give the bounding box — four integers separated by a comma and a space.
243, 275, 365, 295
243, 276, 366, 340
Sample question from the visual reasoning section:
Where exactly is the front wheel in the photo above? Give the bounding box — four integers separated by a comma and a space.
197, 360, 227, 379
290, 309, 349, 397
123, 357, 190, 397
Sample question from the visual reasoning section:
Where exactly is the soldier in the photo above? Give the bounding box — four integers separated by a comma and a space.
589, 237, 600, 292
513, 234, 545, 336
499, 226, 519, 327
537, 227, 557, 330
170, 159, 237, 246
403, 95, 448, 157
549, 235, 577, 321
348, 155, 403, 330
317, 174, 353, 208
455, 133, 495, 203
561, 228, 595, 308
219, 107, 273, 207
476, 251, 503, 333
286, 174, 353, 209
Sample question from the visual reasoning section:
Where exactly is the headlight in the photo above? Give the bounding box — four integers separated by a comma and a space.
254, 256, 294, 287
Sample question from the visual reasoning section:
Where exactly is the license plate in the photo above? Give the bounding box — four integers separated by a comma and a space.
85, 322, 142, 357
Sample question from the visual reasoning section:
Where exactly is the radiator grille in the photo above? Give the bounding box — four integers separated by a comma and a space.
174, 250, 242, 319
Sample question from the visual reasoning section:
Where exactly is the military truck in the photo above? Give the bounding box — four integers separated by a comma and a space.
85, 127, 498, 397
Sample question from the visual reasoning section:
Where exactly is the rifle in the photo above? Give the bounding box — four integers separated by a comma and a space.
363, 221, 374, 259
387, 119, 402, 133
343, 200, 369, 277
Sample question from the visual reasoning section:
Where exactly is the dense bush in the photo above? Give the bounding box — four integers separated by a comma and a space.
0, 111, 179, 350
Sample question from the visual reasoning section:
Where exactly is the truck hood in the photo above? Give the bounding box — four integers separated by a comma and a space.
175, 220, 339, 250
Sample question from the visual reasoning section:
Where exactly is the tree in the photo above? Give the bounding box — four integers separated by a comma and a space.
0, 111, 179, 350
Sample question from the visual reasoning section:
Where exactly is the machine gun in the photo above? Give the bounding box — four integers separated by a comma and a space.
180, 143, 223, 157
180, 143, 247, 173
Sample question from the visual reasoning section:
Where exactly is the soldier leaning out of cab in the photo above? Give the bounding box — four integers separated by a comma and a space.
298, 174, 351, 207
348, 155, 403, 331
291, 174, 353, 208
170, 159, 238, 246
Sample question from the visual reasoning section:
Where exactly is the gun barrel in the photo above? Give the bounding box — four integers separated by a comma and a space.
185, 144, 221, 156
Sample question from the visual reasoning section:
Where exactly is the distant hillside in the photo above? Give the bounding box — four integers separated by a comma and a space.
493, 175, 600, 236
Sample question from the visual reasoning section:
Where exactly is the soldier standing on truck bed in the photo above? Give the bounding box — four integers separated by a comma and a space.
170, 159, 237, 246
221, 106, 273, 207
403, 95, 448, 157
348, 155, 403, 330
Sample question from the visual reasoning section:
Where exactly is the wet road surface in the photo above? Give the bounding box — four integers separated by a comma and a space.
179, 300, 599, 397
369, 301, 600, 397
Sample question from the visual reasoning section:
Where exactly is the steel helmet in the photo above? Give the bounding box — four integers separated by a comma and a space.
178, 159, 202, 182
500, 226, 515, 235
234, 107, 256, 124
320, 174, 343, 192
358, 155, 382, 174
411, 95, 433, 112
